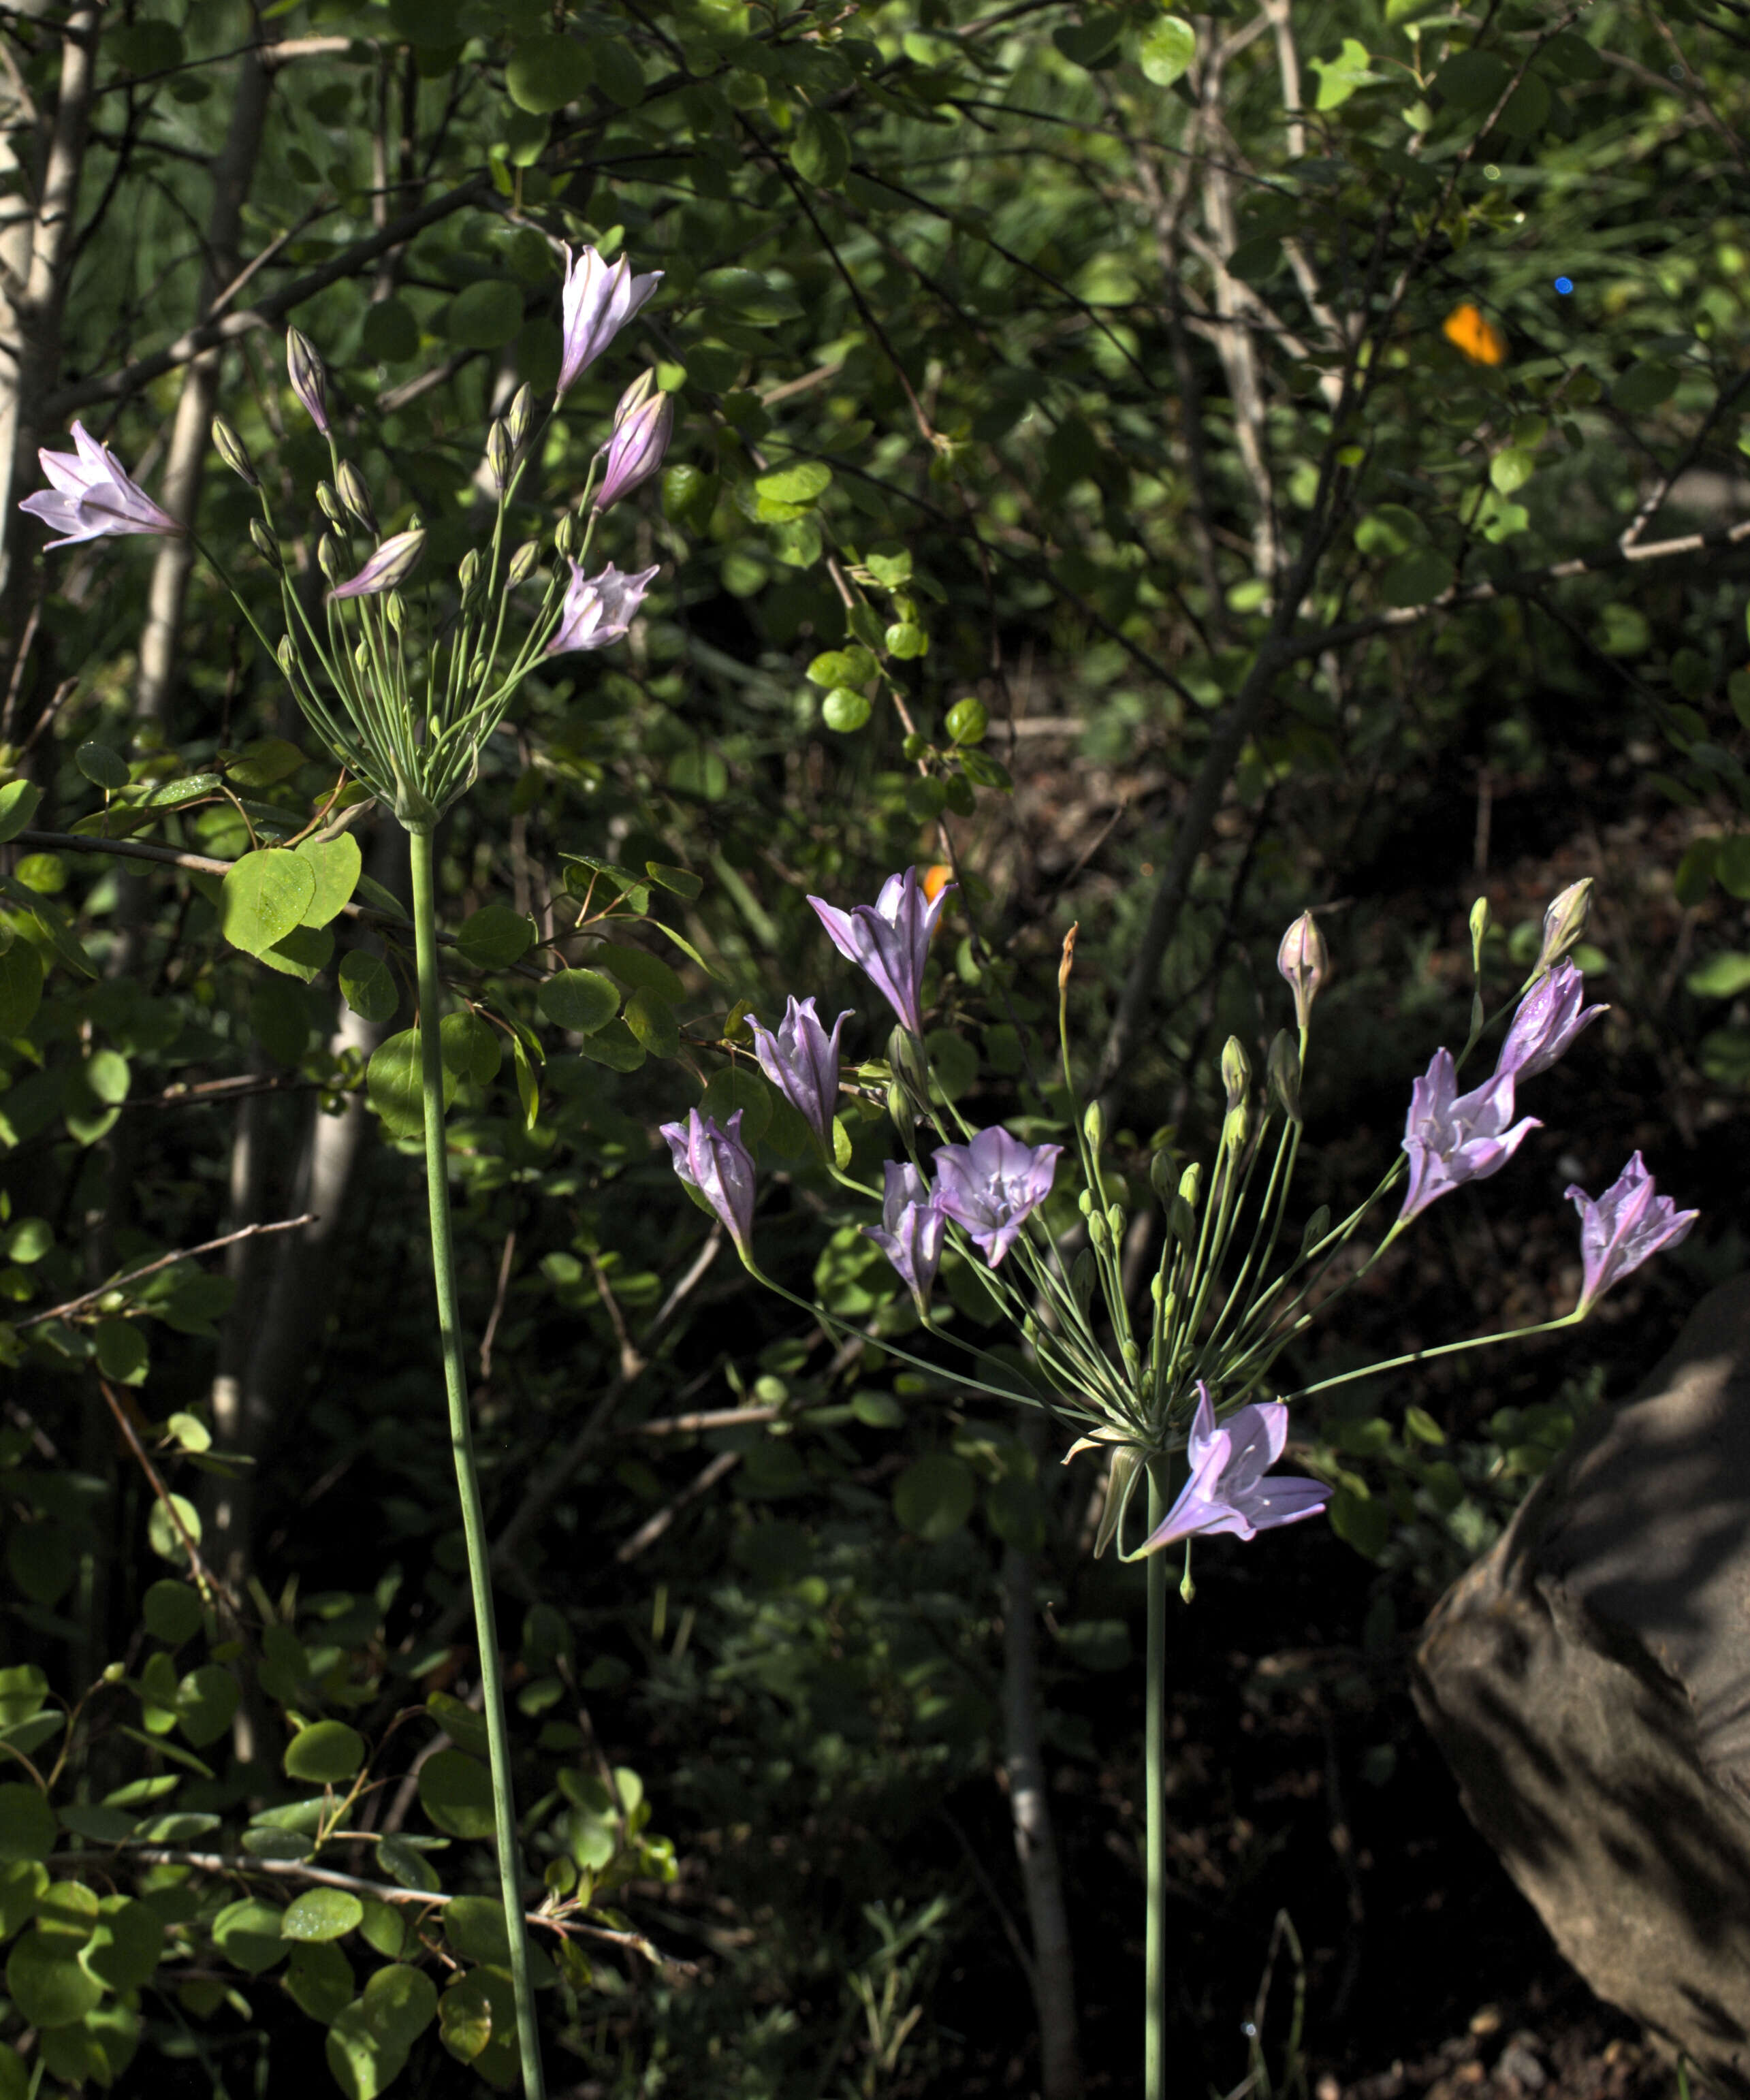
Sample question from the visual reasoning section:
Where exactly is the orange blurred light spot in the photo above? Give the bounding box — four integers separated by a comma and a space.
921, 863, 954, 904
1443, 303, 1507, 366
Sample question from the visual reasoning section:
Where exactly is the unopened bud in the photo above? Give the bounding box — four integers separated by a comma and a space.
318, 532, 349, 585
1222, 1100, 1252, 1153
1087, 1211, 1109, 1250
1220, 1035, 1250, 1111
1083, 1100, 1103, 1151
507, 539, 541, 586
1059, 921, 1078, 994
1267, 1031, 1302, 1124
249, 519, 282, 569
210, 417, 257, 488
384, 591, 406, 634
887, 1023, 928, 1099
1149, 1149, 1177, 1203
507, 381, 535, 449
355, 641, 372, 674
1177, 1162, 1201, 1208
1077, 1187, 1094, 1218
1536, 878, 1592, 975
1121, 1337, 1141, 1375
1300, 1204, 1331, 1256
555, 511, 580, 558
1104, 1203, 1124, 1239
338, 461, 377, 532
1070, 1247, 1097, 1313
486, 419, 513, 494
1166, 1192, 1196, 1245
458, 548, 481, 601
275, 636, 296, 673
1469, 895, 1491, 973
1277, 910, 1329, 1034
317, 480, 346, 528
286, 326, 330, 434
885, 1079, 915, 1146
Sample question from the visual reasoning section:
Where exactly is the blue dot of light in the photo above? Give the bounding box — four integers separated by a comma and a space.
1554, 276, 1574, 295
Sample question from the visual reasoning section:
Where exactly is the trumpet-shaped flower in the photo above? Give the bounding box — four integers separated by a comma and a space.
931, 1126, 1061, 1267
1142, 1385, 1329, 1553
749, 996, 852, 1146
1566, 1151, 1698, 1311
20, 423, 184, 548
1495, 959, 1606, 1082
807, 866, 952, 1039
1399, 1049, 1540, 1224
558, 244, 663, 396
328, 528, 426, 601
661, 1107, 757, 1259
543, 560, 659, 655
863, 1161, 946, 1310
594, 376, 673, 511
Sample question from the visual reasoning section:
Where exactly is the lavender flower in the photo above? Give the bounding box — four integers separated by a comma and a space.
807, 867, 953, 1040
1399, 1049, 1540, 1224
1566, 1151, 1698, 1311
543, 560, 660, 655
1495, 959, 1606, 1082
558, 244, 663, 397
1277, 910, 1329, 1034
595, 372, 673, 511
661, 1107, 757, 1259
20, 423, 184, 548
328, 528, 426, 601
286, 328, 330, 434
749, 996, 852, 1147
1142, 1385, 1329, 1553
931, 1126, 1061, 1267
863, 1161, 946, 1311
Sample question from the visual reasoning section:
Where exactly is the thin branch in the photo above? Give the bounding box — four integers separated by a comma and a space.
20, 1214, 316, 1329
96, 1377, 237, 1614
616, 1449, 739, 1564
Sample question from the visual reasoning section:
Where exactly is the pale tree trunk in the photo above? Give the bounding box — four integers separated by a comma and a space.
1002, 1416, 1084, 2100
134, 37, 270, 730
0, 3, 101, 641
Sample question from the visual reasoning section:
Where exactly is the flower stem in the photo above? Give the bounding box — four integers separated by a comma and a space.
408, 824, 546, 2100
1145, 1459, 1168, 2100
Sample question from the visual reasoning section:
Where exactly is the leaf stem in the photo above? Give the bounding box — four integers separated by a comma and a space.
408, 823, 546, 2100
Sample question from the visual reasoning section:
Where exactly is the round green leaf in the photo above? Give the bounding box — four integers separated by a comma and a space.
286, 1937, 355, 2023
6, 1928, 101, 2027
440, 1009, 501, 1086
0, 942, 44, 1038
1137, 14, 1195, 85
339, 951, 398, 1024
1378, 550, 1451, 609
0, 778, 44, 844
285, 1719, 366, 1785
242, 1825, 314, 1862
1435, 48, 1511, 110
596, 943, 683, 1001
175, 1665, 239, 1748
505, 32, 592, 112
295, 834, 362, 928
922, 1028, 979, 1102
146, 1493, 201, 1565
537, 967, 620, 1034
326, 1962, 439, 2100
682, 342, 742, 392
1612, 360, 1680, 415
1489, 447, 1536, 495
893, 1453, 977, 1541
142, 1578, 203, 1645
366, 1029, 454, 1139
0, 1785, 57, 1863
376, 1835, 440, 1894
83, 1898, 163, 1990
791, 107, 848, 188
624, 987, 680, 1057
75, 742, 129, 792
441, 1894, 514, 1966
283, 1889, 364, 1943
754, 461, 831, 507
56, 1804, 138, 1845
419, 1748, 495, 1839
358, 1899, 405, 1961
945, 697, 988, 745
361, 298, 420, 364
7, 1521, 73, 1605
439, 1973, 493, 2063
822, 688, 872, 733
456, 903, 535, 970
84, 1048, 130, 1106
221, 849, 317, 959
251, 975, 312, 1066
93, 1318, 147, 1385
445, 279, 524, 351
212, 1897, 289, 1974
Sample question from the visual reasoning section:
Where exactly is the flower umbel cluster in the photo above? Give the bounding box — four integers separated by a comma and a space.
663, 870, 1699, 1578
21, 244, 675, 833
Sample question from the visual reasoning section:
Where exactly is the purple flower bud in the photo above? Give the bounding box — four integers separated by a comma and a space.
807, 867, 953, 1040
1277, 910, 1329, 1033
660, 1107, 757, 1258
486, 419, 513, 496
863, 1161, 946, 1311
1142, 1384, 1329, 1553
931, 1126, 1062, 1267
558, 244, 664, 397
20, 422, 185, 548
286, 327, 330, 434
210, 417, 257, 488
748, 995, 853, 1147
594, 377, 673, 511
1399, 1049, 1540, 1224
544, 559, 660, 655
328, 527, 426, 601
1495, 959, 1606, 1083
1565, 1151, 1698, 1311
1536, 878, 1593, 975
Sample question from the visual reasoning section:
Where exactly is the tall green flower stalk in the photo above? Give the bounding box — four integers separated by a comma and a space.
658, 867, 1698, 2100
17, 246, 675, 2100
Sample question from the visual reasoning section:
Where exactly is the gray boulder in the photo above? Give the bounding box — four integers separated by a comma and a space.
1414, 1279, 1750, 2095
